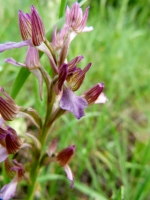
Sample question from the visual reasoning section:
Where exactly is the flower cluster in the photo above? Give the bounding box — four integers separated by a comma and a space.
0, 2, 107, 199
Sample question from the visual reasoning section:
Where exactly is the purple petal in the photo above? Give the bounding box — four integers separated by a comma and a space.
0, 177, 18, 199
60, 88, 87, 119
5, 58, 25, 67
0, 40, 30, 52
64, 165, 74, 188
25, 46, 41, 69
0, 145, 8, 163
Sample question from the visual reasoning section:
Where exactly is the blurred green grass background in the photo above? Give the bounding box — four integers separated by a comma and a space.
0, 0, 150, 199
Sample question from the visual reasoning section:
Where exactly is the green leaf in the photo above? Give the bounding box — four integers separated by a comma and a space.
112, 186, 125, 200
11, 68, 30, 99
75, 181, 108, 200
58, 0, 66, 19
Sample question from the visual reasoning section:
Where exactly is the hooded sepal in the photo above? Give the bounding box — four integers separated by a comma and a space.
60, 88, 87, 119
56, 145, 76, 167
5, 127, 22, 154
0, 87, 19, 121
18, 10, 32, 40
31, 5, 45, 46
82, 83, 108, 105
0, 125, 22, 155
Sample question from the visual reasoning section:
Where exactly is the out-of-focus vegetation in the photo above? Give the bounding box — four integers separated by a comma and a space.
0, 0, 150, 199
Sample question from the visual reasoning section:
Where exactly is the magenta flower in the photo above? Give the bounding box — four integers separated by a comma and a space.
57, 58, 91, 119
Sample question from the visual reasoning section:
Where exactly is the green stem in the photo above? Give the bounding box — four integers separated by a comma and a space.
26, 162, 40, 200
